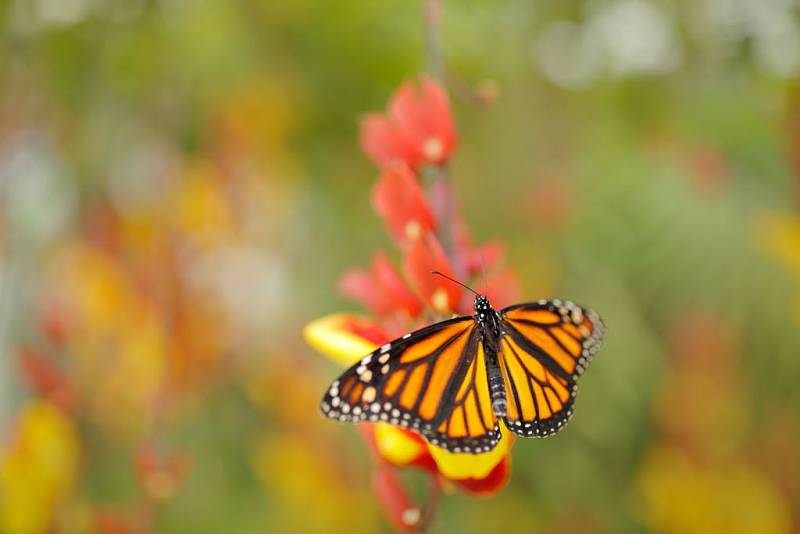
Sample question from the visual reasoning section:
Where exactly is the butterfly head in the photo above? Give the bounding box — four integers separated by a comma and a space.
474, 293, 496, 321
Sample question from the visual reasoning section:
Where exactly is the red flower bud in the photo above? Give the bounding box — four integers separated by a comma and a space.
373, 463, 423, 531
372, 165, 436, 248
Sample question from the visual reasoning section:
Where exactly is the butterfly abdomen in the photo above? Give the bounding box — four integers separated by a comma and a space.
489, 371, 507, 417
485, 347, 508, 417
477, 307, 508, 418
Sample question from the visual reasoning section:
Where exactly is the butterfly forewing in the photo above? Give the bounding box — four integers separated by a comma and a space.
321, 316, 502, 453
498, 300, 605, 438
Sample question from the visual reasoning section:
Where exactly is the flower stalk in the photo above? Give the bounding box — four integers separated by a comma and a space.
423, 0, 445, 82
307, 1, 521, 529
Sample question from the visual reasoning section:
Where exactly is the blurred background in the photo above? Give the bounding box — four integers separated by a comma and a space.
2, 0, 800, 532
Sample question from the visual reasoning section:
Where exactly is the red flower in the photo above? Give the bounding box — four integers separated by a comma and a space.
451, 455, 510, 495
38, 301, 69, 348
309, 73, 528, 531
361, 116, 420, 172
360, 76, 457, 169
372, 165, 437, 247
17, 347, 77, 414
404, 233, 462, 313
93, 510, 136, 534
339, 251, 423, 318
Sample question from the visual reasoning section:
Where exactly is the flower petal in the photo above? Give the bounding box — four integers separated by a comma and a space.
371, 252, 423, 318
427, 422, 513, 481
404, 233, 461, 313
371, 165, 436, 248
420, 76, 457, 161
452, 455, 510, 496
373, 423, 430, 466
389, 77, 457, 166
360, 113, 421, 170
303, 314, 387, 367
339, 267, 394, 316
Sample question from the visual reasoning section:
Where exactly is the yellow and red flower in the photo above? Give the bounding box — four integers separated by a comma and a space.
304, 314, 513, 499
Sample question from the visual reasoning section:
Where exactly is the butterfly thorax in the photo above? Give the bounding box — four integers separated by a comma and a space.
474, 295, 507, 417
474, 295, 501, 338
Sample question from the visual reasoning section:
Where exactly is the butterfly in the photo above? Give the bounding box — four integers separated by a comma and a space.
320, 282, 605, 454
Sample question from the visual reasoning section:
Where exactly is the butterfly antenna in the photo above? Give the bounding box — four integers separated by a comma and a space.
480, 255, 487, 295
431, 271, 480, 296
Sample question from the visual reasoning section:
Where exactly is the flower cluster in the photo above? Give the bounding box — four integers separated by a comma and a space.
1, 77, 301, 533
304, 76, 522, 529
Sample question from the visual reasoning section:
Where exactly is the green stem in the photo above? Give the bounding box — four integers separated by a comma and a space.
423, 0, 445, 81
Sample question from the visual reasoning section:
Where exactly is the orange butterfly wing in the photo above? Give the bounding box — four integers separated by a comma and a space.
429, 340, 500, 453
499, 300, 605, 437
321, 317, 501, 453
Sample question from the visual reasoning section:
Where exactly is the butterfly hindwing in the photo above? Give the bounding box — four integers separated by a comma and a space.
321, 316, 501, 453
428, 339, 502, 453
499, 300, 605, 438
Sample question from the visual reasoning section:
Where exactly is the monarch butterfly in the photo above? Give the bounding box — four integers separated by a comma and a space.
321, 275, 605, 454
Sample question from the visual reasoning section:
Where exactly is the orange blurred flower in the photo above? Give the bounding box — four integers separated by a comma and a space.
135, 444, 192, 503
17, 347, 77, 415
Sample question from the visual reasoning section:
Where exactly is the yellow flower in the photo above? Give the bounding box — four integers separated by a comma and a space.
758, 212, 800, 269
636, 446, 791, 534
303, 314, 382, 367
173, 158, 234, 250
43, 242, 166, 438
0, 401, 80, 534
756, 211, 800, 321
428, 424, 512, 481
252, 434, 379, 533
